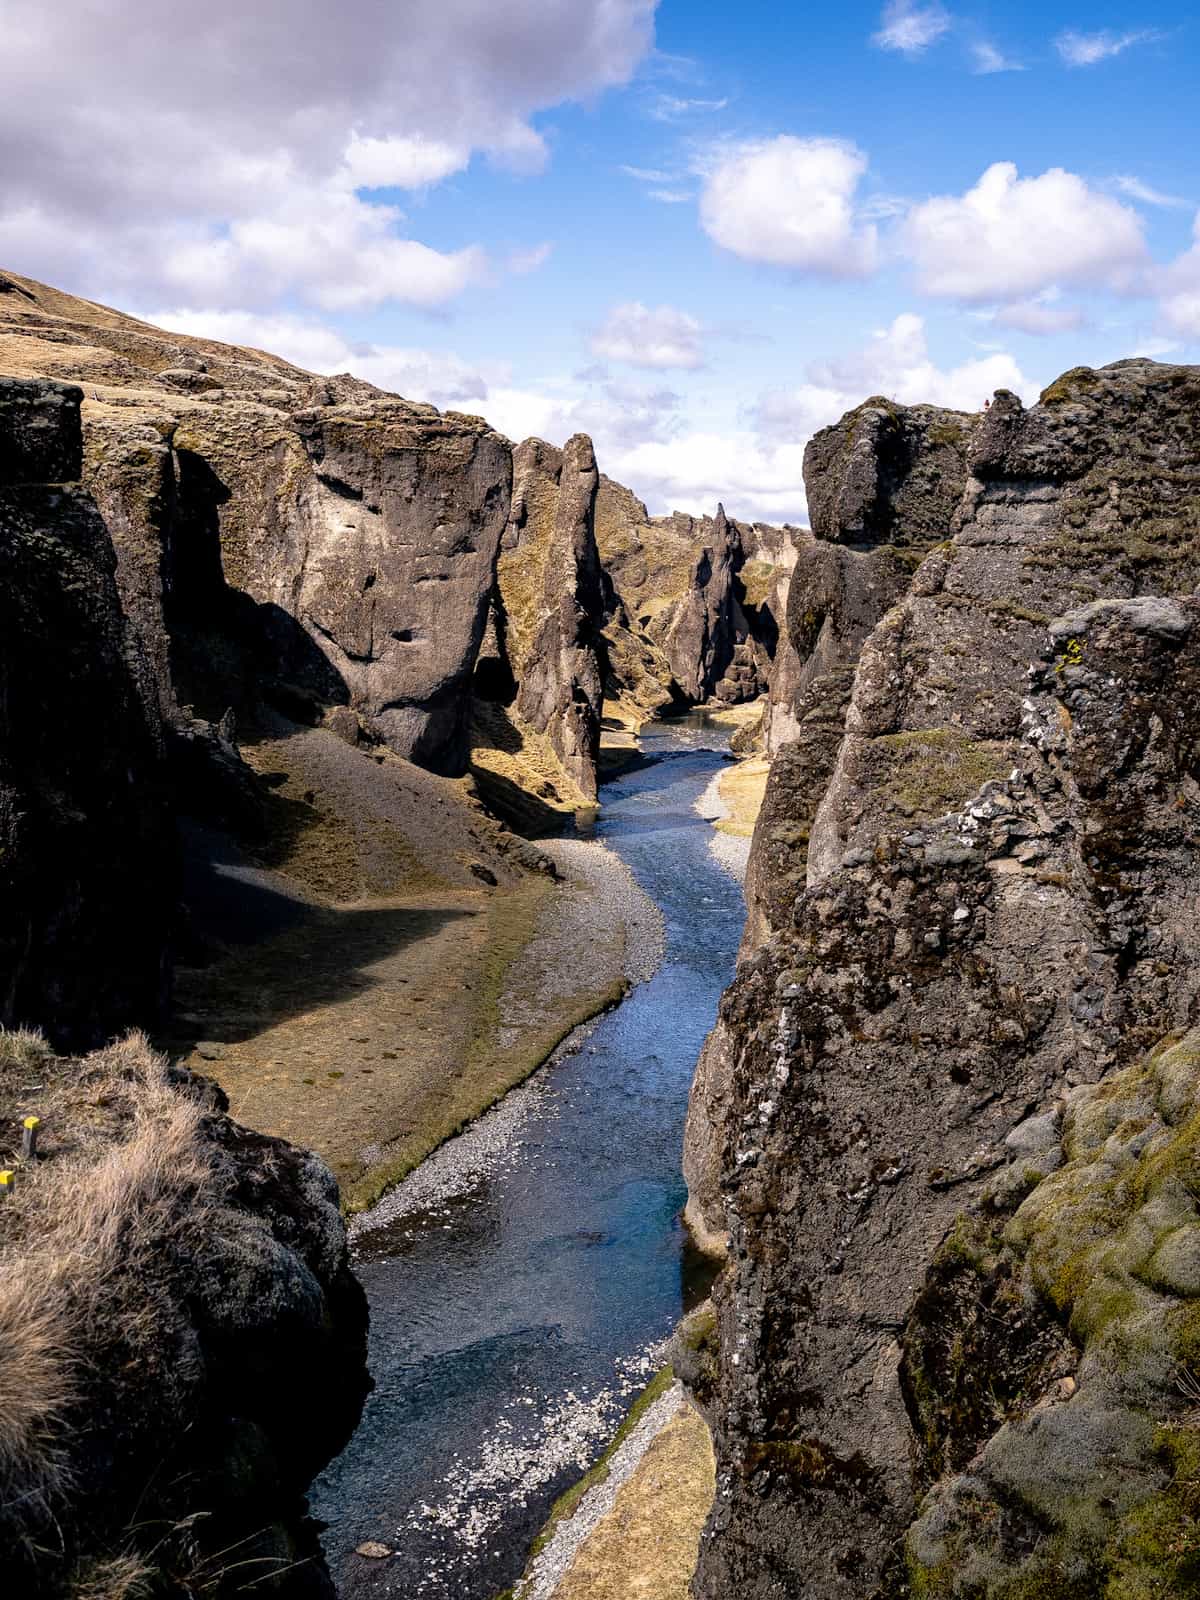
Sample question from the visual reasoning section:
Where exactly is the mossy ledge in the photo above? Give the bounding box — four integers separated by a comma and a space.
902, 1028, 1200, 1597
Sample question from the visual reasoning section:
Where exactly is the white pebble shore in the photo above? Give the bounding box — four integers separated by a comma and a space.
516, 1381, 688, 1600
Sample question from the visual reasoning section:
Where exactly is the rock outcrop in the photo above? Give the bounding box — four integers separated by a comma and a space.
1, 270, 511, 778
0, 1034, 368, 1599
473, 434, 605, 802
744, 398, 978, 944
0, 377, 175, 1048
595, 477, 798, 720
686, 361, 1200, 1599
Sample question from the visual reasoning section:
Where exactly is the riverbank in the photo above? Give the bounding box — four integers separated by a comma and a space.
169, 725, 663, 1214
514, 1376, 714, 1600
694, 754, 769, 883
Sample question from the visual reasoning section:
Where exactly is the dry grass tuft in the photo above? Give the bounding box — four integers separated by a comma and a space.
70, 1554, 155, 1600
0, 1032, 221, 1586
0, 1024, 54, 1071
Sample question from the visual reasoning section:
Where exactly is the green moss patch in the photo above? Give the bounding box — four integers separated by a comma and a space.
864, 727, 1010, 820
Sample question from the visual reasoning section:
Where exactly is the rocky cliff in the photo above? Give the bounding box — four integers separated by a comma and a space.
0, 376, 176, 1048
686, 361, 1200, 1598
745, 398, 978, 943
594, 475, 798, 722
472, 434, 606, 808
1, 269, 511, 779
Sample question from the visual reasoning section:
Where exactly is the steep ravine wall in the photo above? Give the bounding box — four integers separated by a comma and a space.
0, 376, 176, 1048
685, 360, 1200, 1599
595, 474, 800, 725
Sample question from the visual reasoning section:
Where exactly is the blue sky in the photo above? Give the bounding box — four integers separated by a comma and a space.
4, 0, 1198, 521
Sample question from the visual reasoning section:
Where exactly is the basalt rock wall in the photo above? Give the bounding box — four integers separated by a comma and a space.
687, 361, 1200, 1599
0, 376, 176, 1048
1, 271, 511, 779
474, 434, 606, 800
594, 475, 799, 720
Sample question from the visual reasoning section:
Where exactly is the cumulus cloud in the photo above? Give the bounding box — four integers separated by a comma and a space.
613, 432, 811, 522
904, 162, 1147, 302
485, 374, 684, 454
146, 308, 494, 409
504, 314, 1034, 524
0, 0, 656, 309
589, 302, 705, 369
1156, 213, 1200, 337
1055, 28, 1160, 66
699, 137, 879, 277
754, 313, 1032, 444
872, 1, 952, 55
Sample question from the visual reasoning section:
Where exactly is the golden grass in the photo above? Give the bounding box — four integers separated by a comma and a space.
550, 1401, 715, 1600
0, 1034, 218, 1574
714, 757, 770, 839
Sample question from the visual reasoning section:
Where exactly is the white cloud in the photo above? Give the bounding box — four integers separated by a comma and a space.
484, 375, 683, 453
590, 302, 705, 369
754, 313, 1032, 443
699, 136, 879, 277
650, 94, 729, 120
146, 307, 495, 409
1113, 174, 1190, 209
613, 432, 811, 521
872, 1, 952, 55
1055, 27, 1160, 65
341, 133, 470, 189
620, 165, 671, 182
991, 298, 1087, 335
480, 314, 1037, 523
1156, 213, 1200, 338
0, 0, 657, 310
904, 162, 1147, 302
969, 40, 1023, 73
648, 188, 692, 204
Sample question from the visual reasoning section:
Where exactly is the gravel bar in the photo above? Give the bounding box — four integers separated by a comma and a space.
516, 1382, 689, 1600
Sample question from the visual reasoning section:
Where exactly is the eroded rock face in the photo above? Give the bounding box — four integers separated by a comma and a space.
744, 399, 977, 945
688, 361, 1200, 1600
0, 377, 175, 1047
1, 270, 511, 777
489, 434, 606, 799
595, 477, 797, 715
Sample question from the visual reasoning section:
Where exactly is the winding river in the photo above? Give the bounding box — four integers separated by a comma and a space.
312, 718, 744, 1599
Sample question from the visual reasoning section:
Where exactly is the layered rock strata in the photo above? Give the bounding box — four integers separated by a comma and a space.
687, 361, 1200, 1599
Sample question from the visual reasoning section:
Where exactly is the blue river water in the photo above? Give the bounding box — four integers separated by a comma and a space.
312, 718, 745, 1599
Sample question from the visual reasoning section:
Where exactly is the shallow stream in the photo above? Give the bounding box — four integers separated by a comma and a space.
312, 718, 745, 1598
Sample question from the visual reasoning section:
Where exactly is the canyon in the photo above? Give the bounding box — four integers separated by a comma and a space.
4, 267, 1200, 1600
